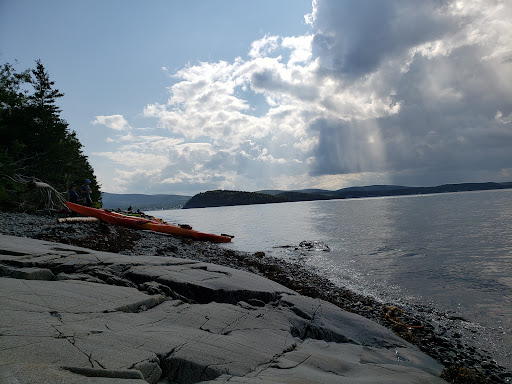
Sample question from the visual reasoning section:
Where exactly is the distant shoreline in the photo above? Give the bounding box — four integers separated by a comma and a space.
182, 181, 512, 209
102, 181, 512, 211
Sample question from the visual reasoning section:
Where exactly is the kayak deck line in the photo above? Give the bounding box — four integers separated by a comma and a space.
64, 202, 232, 243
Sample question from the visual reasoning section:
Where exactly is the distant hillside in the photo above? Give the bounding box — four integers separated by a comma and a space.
102, 192, 191, 210
296, 188, 333, 194
183, 182, 512, 209
182, 190, 287, 209
276, 191, 331, 202
257, 188, 331, 195
256, 190, 287, 196
336, 185, 409, 192
326, 182, 511, 199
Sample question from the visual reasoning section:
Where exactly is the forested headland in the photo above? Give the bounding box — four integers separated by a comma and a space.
182, 182, 512, 209
0, 60, 100, 212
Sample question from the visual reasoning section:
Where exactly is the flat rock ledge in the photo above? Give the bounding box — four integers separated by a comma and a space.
0, 235, 446, 384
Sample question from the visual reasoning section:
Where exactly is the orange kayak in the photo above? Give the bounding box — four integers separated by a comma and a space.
65, 202, 232, 243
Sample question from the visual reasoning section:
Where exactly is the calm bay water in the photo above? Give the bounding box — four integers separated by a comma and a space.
148, 189, 512, 367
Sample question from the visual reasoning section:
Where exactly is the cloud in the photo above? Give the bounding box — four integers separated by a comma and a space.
95, 0, 512, 194
249, 34, 280, 58
93, 150, 169, 169
93, 114, 131, 131
310, 0, 454, 80
282, 35, 314, 64
306, 0, 512, 184
495, 110, 512, 124
310, 118, 386, 175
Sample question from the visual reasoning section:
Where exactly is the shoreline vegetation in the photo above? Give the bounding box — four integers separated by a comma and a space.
0, 61, 101, 213
1, 212, 510, 383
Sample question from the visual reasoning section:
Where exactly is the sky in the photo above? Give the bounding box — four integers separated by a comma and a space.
1, 0, 511, 195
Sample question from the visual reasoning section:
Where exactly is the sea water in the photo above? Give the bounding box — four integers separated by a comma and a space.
147, 188, 512, 367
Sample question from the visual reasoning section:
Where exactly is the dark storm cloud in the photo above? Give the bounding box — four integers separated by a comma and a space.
310, 118, 386, 176
312, 0, 453, 80
380, 45, 512, 175
309, 0, 512, 184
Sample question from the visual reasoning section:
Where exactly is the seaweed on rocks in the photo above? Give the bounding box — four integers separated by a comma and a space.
34, 221, 143, 253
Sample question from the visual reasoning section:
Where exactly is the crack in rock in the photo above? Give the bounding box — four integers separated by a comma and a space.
129, 356, 163, 384
0, 249, 29, 256
51, 247, 90, 255
219, 313, 251, 335
114, 294, 167, 313
62, 366, 145, 379
164, 357, 221, 384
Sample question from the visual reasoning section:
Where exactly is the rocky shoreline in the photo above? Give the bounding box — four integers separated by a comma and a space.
0, 212, 510, 383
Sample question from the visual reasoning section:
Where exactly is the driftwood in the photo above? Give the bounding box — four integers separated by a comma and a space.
29, 179, 67, 211
33, 181, 55, 190
57, 217, 100, 223
4, 175, 71, 213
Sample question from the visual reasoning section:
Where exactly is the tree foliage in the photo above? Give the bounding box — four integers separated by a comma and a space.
182, 190, 288, 209
0, 60, 100, 212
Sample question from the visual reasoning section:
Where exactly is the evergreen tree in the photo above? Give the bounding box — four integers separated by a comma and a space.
30, 59, 64, 113
0, 60, 101, 212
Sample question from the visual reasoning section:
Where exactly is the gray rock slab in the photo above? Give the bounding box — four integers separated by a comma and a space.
1, 364, 147, 384
280, 293, 410, 348
208, 340, 448, 383
125, 263, 294, 304
0, 264, 55, 280
0, 235, 293, 304
0, 235, 446, 383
